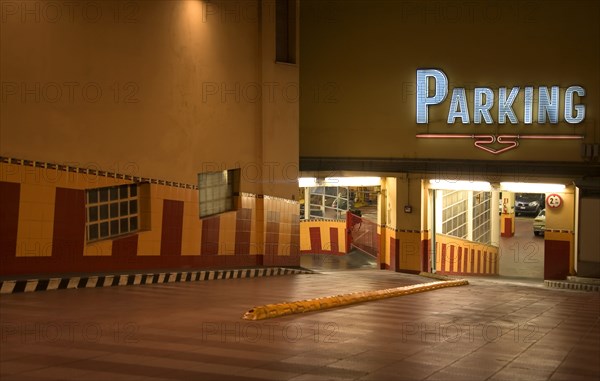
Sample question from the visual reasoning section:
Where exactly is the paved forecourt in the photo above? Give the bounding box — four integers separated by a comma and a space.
1, 269, 598, 381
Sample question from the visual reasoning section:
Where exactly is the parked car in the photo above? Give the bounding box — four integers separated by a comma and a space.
533, 209, 546, 236
515, 193, 544, 216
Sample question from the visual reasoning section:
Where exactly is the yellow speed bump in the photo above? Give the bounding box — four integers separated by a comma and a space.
242, 279, 469, 320
418, 271, 451, 281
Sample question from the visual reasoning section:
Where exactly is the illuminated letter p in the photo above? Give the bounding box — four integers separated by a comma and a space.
416, 69, 448, 124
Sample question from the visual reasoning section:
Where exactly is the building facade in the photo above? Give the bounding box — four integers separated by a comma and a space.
299, 0, 600, 279
1, 0, 599, 280
1, 0, 301, 276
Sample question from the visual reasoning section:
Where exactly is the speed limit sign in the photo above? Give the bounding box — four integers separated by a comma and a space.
546, 194, 563, 209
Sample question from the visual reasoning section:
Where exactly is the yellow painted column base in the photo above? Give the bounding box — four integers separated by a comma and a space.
242, 279, 469, 320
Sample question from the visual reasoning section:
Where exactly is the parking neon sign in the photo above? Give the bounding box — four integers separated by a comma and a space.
415, 69, 585, 154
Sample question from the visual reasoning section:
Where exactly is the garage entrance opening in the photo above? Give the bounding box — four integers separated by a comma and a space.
498, 196, 545, 279
428, 180, 571, 280
298, 177, 381, 270
427, 182, 500, 276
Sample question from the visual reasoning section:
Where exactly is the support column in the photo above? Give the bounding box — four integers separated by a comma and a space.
491, 190, 500, 247
420, 182, 431, 272
396, 174, 422, 273
467, 190, 474, 241
375, 176, 425, 273
377, 180, 387, 269
500, 192, 515, 237
430, 189, 437, 273
435, 190, 443, 234
545, 186, 575, 279
255, 196, 265, 265
304, 187, 310, 220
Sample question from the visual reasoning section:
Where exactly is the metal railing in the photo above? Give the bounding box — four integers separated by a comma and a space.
347, 212, 378, 258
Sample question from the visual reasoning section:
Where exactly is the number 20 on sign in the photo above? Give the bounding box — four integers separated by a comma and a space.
546, 194, 563, 209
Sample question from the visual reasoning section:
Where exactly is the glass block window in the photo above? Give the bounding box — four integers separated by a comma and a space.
472, 191, 491, 245
198, 169, 239, 218
441, 190, 468, 239
86, 184, 139, 242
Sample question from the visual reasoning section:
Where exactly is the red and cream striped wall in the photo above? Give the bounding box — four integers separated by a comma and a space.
381, 226, 498, 276
386, 227, 421, 274
0, 159, 300, 276
432, 234, 499, 275
299, 217, 498, 276
299, 220, 347, 255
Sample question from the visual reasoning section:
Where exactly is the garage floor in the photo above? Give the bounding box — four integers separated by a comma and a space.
499, 217, 545, 279
2, 269, 598, 381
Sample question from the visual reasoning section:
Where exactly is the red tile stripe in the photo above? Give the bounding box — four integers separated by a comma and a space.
113, 235, 138, 257
485, 251, 490, 274
309, 227, 321, 253
449, 245, 455, 273
289, 217, 300, 256
441, 243, 447, 272
0, 182, 20, 260
201, 216, 220, 255
421, 239, 430, 272
235, 208, 252, 255
544, 240, 570, 279
265, 211, 280, 257
329, 227, 339, 253
389, 237, 398, 271
52, 187, 86, 260
160, 200, 184, 256
502, 218, 512, 237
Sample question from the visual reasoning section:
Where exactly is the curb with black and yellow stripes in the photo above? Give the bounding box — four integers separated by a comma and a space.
544, 280, 600, 292
0, 267, 312, 294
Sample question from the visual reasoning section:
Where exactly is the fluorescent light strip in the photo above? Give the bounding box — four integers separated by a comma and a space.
298, 177, 381, 187
429, 180, 491, 191
500, 182, 565, 193
298, 177, 317, 187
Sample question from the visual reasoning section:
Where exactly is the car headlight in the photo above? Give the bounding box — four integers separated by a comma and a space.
529, 201, 539, 206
